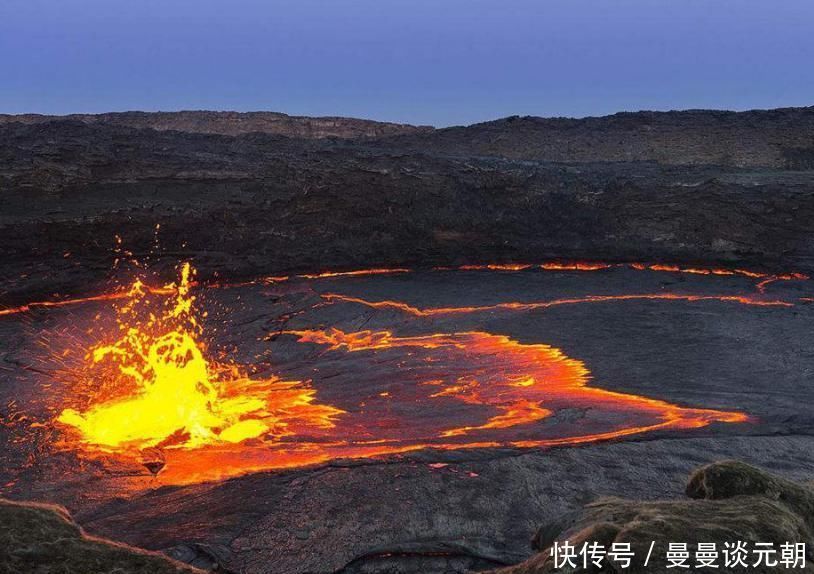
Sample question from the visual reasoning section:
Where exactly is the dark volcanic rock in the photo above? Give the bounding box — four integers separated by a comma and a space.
489, 462, 814, 574
1, 116, 814, 305
2, 266, 813, 574
0, 498, 200, 574
2, 108, 814, 573
687, 460, 814, 523
7, 106, 814, 168
376, 107, 814, 168
0, 110, 432, 139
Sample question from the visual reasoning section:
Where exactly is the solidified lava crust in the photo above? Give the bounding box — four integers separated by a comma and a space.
0, 261, 806, 486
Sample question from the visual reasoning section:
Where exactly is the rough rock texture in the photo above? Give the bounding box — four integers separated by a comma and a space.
2, 266, 814, 574
489, 462, 814, 573
1, 116, 814, 307
687, 460, 814, 523
378, 107, 814, 168
0, 498, 201, 574
6, 106, 814, 168
2, 107, 814, 573
0, 110, 432, 139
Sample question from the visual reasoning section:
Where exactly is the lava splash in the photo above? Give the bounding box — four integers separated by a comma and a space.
57, 264, 343, 452
7, 261, 767, 485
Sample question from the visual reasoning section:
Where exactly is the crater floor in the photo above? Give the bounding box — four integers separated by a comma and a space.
2, 264, 814, 573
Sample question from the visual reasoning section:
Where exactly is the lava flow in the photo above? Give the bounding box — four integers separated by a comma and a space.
287, 328, 748, 445
56, 263, 343, 453
1, 259, 790, 485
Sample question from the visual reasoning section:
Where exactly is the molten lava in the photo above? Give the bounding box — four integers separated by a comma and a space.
57, 264, 343, 451
289, 327, 747, 446
1, 258, 801, 485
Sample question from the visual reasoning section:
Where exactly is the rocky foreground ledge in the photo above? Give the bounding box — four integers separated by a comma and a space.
4, 461, 814, 573
489, 461, 814, 574
0, 498, 201, 574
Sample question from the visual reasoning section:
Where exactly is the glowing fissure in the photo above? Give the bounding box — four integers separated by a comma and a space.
287, 327, 747, 444
320, 292, 793, 318
280, 261, 807, 282
0, 259, 795, 484
1, 260, 806, 319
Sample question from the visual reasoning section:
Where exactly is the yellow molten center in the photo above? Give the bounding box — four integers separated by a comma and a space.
57, 263, 342, 450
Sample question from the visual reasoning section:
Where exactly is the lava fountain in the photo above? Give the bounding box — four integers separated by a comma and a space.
56, 263, 343, 453
0, 260, 773, 485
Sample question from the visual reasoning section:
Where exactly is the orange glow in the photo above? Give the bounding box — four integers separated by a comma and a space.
441, 400, 552, 437
459, 264, 534, 271
322, 291, 793, 318
232, 327, 748, 479
286, 328, 747, 435
2, 258, 804, 486
0, 288, 173, 317
540, 262, 612, 271
1, 260, 806, 319
53, 321, 749, 485
298, 268, 411, 279
56, 264, 343, 451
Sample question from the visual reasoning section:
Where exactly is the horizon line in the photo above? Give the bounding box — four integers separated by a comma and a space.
2, 102, 814, 131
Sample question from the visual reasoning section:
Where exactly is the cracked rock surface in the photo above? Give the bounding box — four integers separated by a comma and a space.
489, 461, 814, 573
2, 109, 814, 573
1, 267, 814, 573
0, 498, 201, 574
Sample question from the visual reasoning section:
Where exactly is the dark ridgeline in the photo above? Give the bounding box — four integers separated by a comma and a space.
376, 107, 814, 170
1, 106, 813, 301
5, 107, 813, 167
0, 110, 432, 139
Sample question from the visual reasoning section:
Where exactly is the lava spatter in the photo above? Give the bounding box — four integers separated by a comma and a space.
57, 263, 343, 451
0, 259, 793, 485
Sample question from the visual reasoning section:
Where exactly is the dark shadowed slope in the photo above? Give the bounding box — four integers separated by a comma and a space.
0, 498, 201, 574
374, 106, 814, 168
0, 110, 432, 139
5, 106, 814, 168
1, 119, 814, 303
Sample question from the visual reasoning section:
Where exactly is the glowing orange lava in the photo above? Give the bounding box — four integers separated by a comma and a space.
1, 258, 802, 485
319, 291, 793, 318
56, 264, 343, 452
108, 324, 747, 485
1, 259, 806, 318
277, 327, 748, 453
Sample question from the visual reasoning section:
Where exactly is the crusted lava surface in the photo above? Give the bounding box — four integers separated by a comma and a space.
2, 109, 814, 573
1, 263, 814, 573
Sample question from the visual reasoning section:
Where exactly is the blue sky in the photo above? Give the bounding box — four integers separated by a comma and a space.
1, 0, 813, 126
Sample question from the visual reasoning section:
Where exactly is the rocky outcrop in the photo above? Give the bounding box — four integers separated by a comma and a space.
375, 107, 814, 168
0, 498, 201, 574
1, 119, 813, 305
5, 106, 814, 168
0, 110, 432, 139
2, 107, 814, 574
489, 462, 814, 573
